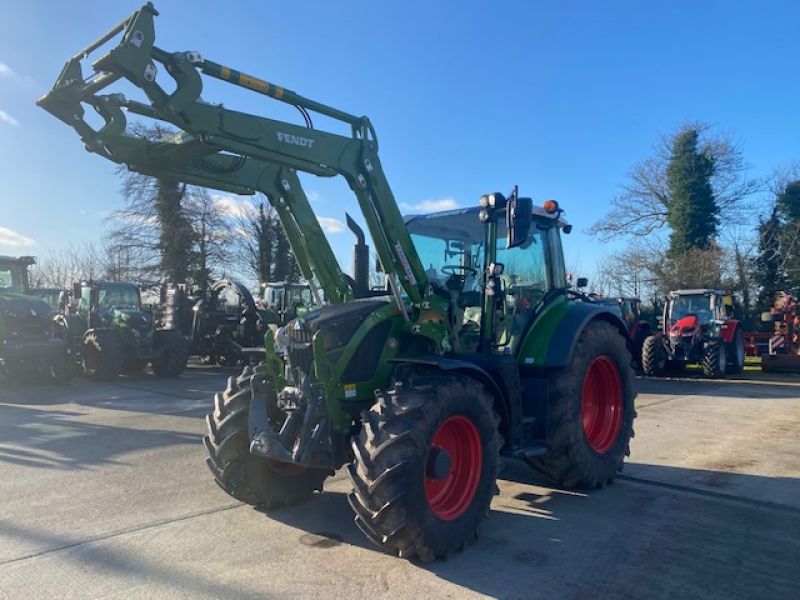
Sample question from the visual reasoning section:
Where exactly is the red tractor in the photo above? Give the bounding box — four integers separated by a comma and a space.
642, 289, 745, 378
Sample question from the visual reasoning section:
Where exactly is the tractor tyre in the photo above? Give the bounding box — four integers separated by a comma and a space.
348, 374, 501, 562
82, 330, 122, 381
641, 335, 666, 377
530, 320, 635, 489
151, 330, 189, 377
204, 363, 330, 508
702, 341, 727, 378
726, 328, 745, 375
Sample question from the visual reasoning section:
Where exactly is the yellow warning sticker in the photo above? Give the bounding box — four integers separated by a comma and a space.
344, 384, 357, 399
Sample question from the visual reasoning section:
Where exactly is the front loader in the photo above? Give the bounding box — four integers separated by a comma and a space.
39, 3, 637, 561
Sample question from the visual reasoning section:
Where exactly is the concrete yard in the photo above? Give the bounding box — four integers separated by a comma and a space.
0, 366, 798, 599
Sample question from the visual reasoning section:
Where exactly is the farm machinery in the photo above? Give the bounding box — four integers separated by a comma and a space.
760, 291, 800, 373
162, 278, 267, 366
58, 280, 188, 379
0, 255, 73, 382
642, 289, 745, 378
588, 296, 651, 370
39, 3, 637, 560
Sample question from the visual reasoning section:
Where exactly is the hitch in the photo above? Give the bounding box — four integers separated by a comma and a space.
247, 373, 341, 469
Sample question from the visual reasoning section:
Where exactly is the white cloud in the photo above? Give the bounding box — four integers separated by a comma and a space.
212, 194, 256, 219
0, 110, 19, 127
306, 190, 322, 202
0, 63, 14, 77
317, 216, 345, 233
399, 197, 459, 213
0, 227, 35, 247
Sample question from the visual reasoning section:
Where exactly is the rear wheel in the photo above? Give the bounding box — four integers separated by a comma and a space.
726, 329, 745, 375
82, 330, 122, 381
530, 320, 636, 489
641, 335, 666, 377
702, 341, 727, 378
204, 364, 330, 508
348, 374, 501, 561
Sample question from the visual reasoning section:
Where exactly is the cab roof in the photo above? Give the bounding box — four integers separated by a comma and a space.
670, 289, 725, 297
404, 205, 568, 242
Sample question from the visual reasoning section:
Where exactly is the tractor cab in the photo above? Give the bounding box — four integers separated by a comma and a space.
261, 282, 316, 326
76, 281, 147, 331
664, 289, 734, 340
0, 256, 34, 295
406, 198, 568, 353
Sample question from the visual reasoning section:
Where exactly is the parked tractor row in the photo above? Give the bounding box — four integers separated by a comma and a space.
1, 254, 320, 384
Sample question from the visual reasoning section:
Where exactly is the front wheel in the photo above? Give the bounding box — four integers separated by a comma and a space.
702, 341, 727, 378
348, 375, 501, 562
530, 320, 636, 489
204, 363, 330, 508
82, 330, 122, 381
641, 335, 666, 376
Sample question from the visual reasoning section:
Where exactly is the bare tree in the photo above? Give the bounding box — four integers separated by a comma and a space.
590, 122, 762, 241
186, 188, 235, 292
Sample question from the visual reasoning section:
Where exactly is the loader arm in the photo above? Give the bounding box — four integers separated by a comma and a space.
37, 2, 427, 305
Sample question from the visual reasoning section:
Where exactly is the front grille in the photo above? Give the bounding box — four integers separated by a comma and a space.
287, 322, 314, 375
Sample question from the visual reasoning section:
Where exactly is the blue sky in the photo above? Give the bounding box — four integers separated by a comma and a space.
1, 1, 798, 280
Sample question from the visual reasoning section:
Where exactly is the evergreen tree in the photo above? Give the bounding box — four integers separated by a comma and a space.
665, 129, 719, 256
154, 179, 194, 283
753, 207, 786, 318
776, 180, 800, 288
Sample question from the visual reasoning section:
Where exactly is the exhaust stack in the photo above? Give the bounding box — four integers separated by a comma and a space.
346, 213, 369, 298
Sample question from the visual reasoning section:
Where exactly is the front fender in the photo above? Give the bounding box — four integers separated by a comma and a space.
518, 299, 630, 369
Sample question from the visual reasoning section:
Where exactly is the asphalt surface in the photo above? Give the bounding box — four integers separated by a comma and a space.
0, 365, 798, 599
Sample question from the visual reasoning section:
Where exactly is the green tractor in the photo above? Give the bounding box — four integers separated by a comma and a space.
59, 280, 188, 380
39, 3, 636, 560
0, 255, 73, 383
260, 281, 316, 327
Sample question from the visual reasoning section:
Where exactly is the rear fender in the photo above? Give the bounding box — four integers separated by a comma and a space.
519, 301, 630, 369
720, 320, 739, 344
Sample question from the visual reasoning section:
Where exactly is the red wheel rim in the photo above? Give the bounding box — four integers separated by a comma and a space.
581, 356, 623, 453
424, 415, 482, 521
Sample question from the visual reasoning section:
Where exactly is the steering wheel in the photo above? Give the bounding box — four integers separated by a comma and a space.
441, 265, 477, 276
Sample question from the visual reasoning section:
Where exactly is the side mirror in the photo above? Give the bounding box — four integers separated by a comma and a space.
576, 277, 588, 288
507, 196, 533, 249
